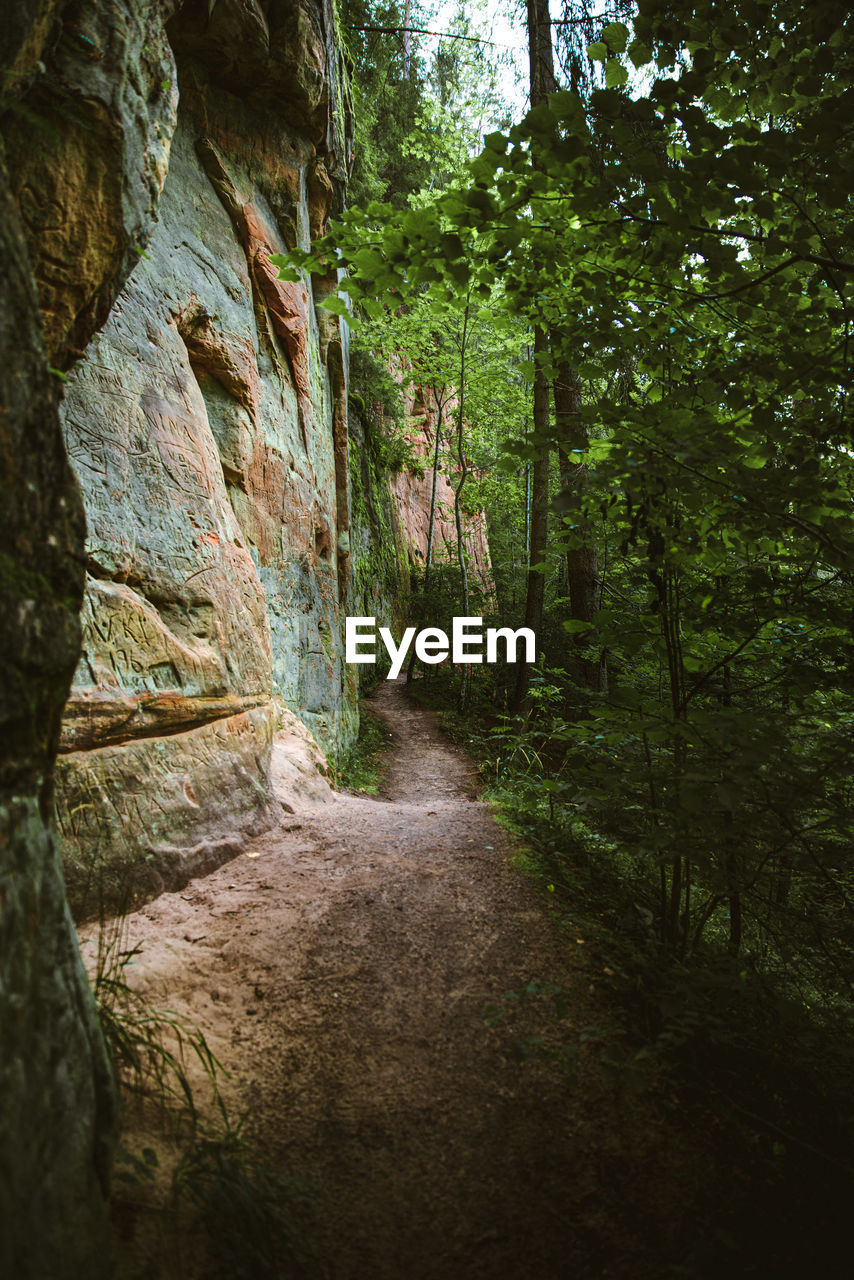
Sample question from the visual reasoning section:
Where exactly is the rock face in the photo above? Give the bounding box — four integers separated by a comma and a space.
1, 1, 493, 1268
0, 0, 351, 1269
6, 0, 490, 931
4, 0, 180, 366
389, 384, 492, 583
0, 168, 116, 1280
0, 4, 124, 1270
41, 0, 356, 916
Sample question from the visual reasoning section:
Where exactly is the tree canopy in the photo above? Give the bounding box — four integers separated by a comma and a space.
280, 5, 854, 1246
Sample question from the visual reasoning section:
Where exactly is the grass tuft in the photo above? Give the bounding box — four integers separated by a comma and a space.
336, 702, 393, 794
90, 910, 317, 1276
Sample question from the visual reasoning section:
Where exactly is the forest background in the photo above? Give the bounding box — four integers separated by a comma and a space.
290, 0, 854, 1267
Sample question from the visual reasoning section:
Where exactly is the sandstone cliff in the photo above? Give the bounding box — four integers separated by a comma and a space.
7, 0, 489, 932
45, 0, 490, 917
1, 0, 353, 1269
0, 3, 490, 1268
29, 0, 357, 915
389, 382, 491, 584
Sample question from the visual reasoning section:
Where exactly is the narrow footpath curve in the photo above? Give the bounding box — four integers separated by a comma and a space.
107, 679, 697, 1279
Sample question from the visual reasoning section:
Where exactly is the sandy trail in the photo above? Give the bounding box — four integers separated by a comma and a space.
105, 679, 684, 1279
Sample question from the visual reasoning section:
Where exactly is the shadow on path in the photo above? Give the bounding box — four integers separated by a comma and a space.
106, 678, 699, 1279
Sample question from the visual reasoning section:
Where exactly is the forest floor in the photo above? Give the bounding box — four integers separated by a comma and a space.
102, 678, 725, 1280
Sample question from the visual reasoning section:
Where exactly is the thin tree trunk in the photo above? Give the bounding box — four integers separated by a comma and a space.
453, 307, 471, 709
407, 386, 444, 683
402, 0, 412, 79
554, 359, 606, 691
526, 0, 555, 105
512, 0, 555, 716
721, 659, 742, 953
512, 327, 549, 714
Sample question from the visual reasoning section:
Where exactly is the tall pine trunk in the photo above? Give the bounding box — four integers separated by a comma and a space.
512, 0, 555, 714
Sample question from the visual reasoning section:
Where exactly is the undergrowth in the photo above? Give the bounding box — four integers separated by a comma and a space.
90, 912, 316, 1278
407, 668, 854, 1277
173, 1104, 317, 1280
336, 700, 393, 795
93, 915, 219, 1129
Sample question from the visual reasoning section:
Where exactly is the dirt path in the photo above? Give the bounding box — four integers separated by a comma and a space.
105, 679, 695, 1279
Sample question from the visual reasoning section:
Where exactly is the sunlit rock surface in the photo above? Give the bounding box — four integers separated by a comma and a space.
0, 1, 491, 1266
390, 383, 492, 582
8, 0, 488, 923
52, 0, 355, 914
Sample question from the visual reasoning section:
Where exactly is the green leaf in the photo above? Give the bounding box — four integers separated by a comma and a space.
605, 60, 629, 89
319, 295, 349, 316
628, 39, 652, 68
602, 22, 630, 54
277, 266, 301, 282
587, 41, 608, 64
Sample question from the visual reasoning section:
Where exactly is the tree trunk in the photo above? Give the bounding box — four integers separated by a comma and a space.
554, 359, 606, 691
453, 308, 471, 709
526, 0, 555, 104
407, 386, 445, 682
402, 0, 412, 79
512, 327, 550, 714
512, 0, 555, 715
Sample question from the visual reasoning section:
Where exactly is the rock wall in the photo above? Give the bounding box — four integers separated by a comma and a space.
5, 0, 491, 936
0, 166, 116, 1280
0, 0, 144, 1269
1, 1, 353, 1262
0, 1, 495, 1269
348, 377, 492, 626
390, 383, 492, 583
26, 0, 356, 917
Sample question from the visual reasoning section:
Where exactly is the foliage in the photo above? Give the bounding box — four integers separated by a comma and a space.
347, 427, 410, 632
349, 339, 407, 432
339, 0, 434, 209
91, 913, 220, 1127
424, 673, 854, 1271
290, 0, 854, 985
339, 0, 511, 210
336, 703, 393, 793
91, 913, 315, 1274
173, 1108, 317, 1280
348, 337, 423, 474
